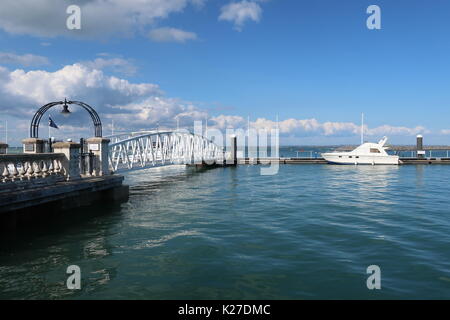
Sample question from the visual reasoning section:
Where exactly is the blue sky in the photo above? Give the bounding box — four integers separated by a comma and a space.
1, 0, 450, 145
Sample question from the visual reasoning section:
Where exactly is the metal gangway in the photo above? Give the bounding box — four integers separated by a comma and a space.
107, 130, 224, 172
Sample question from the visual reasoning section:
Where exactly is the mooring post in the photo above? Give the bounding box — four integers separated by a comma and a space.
417, 134, 425, 159
52, 142, 81, 180
0, 142, 7, 154
86, 137, 111, 176
230, 134, 237, 166
22, 138, 45, 154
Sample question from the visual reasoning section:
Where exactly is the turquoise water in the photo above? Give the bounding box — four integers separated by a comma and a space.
1, 164, 450, 299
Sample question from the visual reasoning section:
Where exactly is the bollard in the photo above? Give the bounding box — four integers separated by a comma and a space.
0, 142, 7, 154
86, 137, 111, 176
229, 135, 237, 166
52, 142, 81, 180
417, 135, 425, 159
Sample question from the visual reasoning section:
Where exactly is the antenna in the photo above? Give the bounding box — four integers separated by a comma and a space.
361, 113, 364, 144
5, 120, 7, 145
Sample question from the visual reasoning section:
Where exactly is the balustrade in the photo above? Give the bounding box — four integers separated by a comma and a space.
0, 154, 65, 188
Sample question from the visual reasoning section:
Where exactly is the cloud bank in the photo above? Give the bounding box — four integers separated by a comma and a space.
0, 0, 204, 38
0, 52, 50, 67
0, 60, 430, 141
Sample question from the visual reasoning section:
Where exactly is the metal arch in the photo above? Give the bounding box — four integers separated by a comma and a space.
108, 131, 224, 172
69, 101, 102, 137
30, 100, 102, 138
30, 101, 63, 138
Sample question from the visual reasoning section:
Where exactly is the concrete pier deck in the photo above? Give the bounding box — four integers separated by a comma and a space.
0, 175, 129, 230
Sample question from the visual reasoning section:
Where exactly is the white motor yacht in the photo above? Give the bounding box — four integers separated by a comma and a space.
322, 137, 399, 165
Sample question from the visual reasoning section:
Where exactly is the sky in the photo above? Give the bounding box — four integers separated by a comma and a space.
0, 0, 450, 146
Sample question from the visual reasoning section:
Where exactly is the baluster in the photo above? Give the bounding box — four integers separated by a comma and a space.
2, 163, 10, 183
42, 160, 49, 177
33, 161, 42, 178
54, 159, 61, 175
10, 163, 19, 182
47, 160, 54, 176
26, 161, 34, 180
18, 162, 26, 181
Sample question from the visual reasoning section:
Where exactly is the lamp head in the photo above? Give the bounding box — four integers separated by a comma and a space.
61, 99, 71, 117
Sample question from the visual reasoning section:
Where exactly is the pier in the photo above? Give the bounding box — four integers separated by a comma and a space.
0, 100, 226, 230
239, 157, 450, 165
2, 100, 449, 231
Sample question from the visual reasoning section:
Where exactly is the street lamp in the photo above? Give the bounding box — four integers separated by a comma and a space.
30, 99, 103, 138
60, 99, 71, 117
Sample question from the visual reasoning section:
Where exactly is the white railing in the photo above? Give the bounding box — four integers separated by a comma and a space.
0, 154, 66, 189
109, 131, 223, 172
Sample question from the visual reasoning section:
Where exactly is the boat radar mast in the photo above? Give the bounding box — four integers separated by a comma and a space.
361, 113, 364, 145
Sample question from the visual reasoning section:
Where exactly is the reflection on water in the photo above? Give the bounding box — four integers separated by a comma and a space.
324, 165, 399, 207
1, 164, 450, 299
415, 165, 425, 187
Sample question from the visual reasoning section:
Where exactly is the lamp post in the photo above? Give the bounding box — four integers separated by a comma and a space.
29, 99, 102, 139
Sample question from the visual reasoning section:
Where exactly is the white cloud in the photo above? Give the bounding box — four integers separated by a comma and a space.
210, 115, 246, 129
0, 63, 211, 135
219, 0, 262, 31
79, 57, 138, 76
0, 52, 49, 67
0, 63, 160, 118
367, 125, 428, 137
0, 61, 433, 142
225, 117, 428, 138
148, 27, 198, 43
0, 0, 204, 38
108, 97, 207, 130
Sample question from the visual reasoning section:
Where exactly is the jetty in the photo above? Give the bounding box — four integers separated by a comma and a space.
239, 135, 450, 165
0, 100, 226, 230
2, 100, 449, 230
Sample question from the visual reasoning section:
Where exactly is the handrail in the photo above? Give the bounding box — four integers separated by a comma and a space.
109, 130, 220, 149
1, 153, 66, 184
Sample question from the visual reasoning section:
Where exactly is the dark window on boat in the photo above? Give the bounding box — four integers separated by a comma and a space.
338, 156, 342, 158
349, 156, 353, 158
356, 156, 359, 158
370, 148, 381, 153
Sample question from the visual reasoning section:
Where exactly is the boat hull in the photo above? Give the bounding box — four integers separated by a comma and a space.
322, 154, 399, 165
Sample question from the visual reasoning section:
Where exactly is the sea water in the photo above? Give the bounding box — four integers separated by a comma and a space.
0, 164, 449, 299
